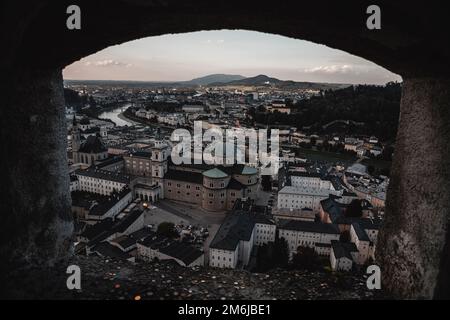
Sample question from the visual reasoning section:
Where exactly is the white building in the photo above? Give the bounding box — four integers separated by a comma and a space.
209, 211, 275, 269
254, 222, 277, 246
182, 105, 205, 113
278, 220, 340, 258
330, 240, 357, 271
349, 223, 371, 265
290, 172, 335, 190
75, 168, 132, 196
278, 186, 339, 212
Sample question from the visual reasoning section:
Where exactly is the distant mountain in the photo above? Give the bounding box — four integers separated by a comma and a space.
64, 74, 350, 90
183, 74, 246, 86
210, 74, 351, 90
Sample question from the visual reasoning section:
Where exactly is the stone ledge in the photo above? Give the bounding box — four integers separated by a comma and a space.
4, 255, 384, 300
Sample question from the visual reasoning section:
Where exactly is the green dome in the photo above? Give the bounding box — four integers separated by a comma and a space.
203, 168, 228, 179
241, 166, 258, 175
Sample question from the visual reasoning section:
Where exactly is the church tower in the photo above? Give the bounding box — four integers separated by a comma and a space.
151, 127, 169, 197
71, 115, 81, 163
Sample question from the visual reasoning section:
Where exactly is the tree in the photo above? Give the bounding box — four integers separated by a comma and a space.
261, 175, 272, 191
340, 230, 351, 242
255, 243, 275, 272
273, 237, 289, 268
345, 199, 363, 217
367, 165, 375, 176
157, 222, 179, 239
291, 246, 322, 271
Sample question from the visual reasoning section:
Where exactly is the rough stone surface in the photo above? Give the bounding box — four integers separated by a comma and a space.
378, 78, 450, 299
0, 69, 73, 298
1, 1, 450, 77
16, 256, 382, 300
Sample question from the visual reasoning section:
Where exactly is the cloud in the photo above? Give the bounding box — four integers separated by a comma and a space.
303, 64, 358, 74
84, 60, 132, 67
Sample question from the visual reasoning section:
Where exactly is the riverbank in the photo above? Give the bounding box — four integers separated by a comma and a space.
116, 111, 140, 126
122, 108, 177, 132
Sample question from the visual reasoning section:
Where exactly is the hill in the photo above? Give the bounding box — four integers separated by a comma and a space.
253, 82, 401, 141
183, 74, 246, 85
210, 74, 350, 90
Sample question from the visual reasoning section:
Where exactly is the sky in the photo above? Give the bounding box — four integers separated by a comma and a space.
63, 30, 401, 85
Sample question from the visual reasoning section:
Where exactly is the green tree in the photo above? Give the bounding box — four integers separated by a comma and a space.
261, 175, 272, 191
291, 246, 322, 271
157, 222, 179, 239
273, 237, 289, 268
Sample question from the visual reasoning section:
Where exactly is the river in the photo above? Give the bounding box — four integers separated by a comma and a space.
98, 104, 137, 126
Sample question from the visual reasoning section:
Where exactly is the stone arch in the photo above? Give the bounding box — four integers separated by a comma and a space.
1, 0, 450, 299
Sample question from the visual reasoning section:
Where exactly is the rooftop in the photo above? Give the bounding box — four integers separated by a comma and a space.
164, 169, 203, 184
278, 219, 340, 235
78, 135, 107, 154
75, 168, 131, 184
203, 168, 228, 179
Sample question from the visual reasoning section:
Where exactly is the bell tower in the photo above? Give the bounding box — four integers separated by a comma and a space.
151, 128, 169, 198
71, 115, 81, 163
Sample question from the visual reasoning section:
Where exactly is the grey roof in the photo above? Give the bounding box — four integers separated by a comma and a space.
78, 135, 107, 153
95, 156, 124, 168
209, 213, 256, 251
112, 235, 136, 249
358, 218, 382, 230
331, 240, 353, 260
92, 242, 132, 261
164, 169, 203, 184
278, 219, 340, 235
75, 168, 131, 184
228, 178, 245, 190
352, 223, 370, 242
139, 235, 203, 266
128, 227, 155, 241
113, 209, 144, 234
80, 218, 115, 241
89, 188, 131, 217
85, 209, 144, 247
320, 196, 346, 223
159, 242, 203, 265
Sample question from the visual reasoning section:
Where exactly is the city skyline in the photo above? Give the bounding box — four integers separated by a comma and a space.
63, 30, 402, 85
